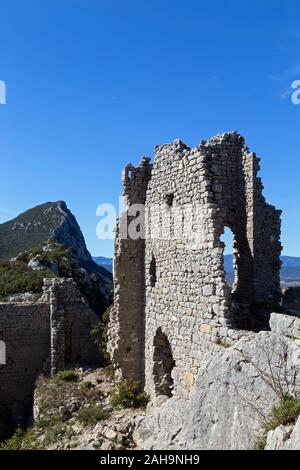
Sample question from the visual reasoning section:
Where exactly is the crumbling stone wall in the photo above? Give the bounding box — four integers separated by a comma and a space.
0, 303, 50, 408
108, 158, 152, 382
108, 132, 282, 399
45, 278, 102, 374
0, 278, 102, 432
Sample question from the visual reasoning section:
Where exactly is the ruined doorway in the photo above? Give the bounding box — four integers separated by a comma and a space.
153, 328, 175, 397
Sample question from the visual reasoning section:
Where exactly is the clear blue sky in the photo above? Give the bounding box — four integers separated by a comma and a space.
0, 0, 299, 257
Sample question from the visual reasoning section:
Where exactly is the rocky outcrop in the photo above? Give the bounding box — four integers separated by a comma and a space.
51, 201, 91, 263
265, 415, 300, 449
0, 200, 111, 279
0, 201, 89, 262
0, 201, 112, 308
133, 313, 300, 450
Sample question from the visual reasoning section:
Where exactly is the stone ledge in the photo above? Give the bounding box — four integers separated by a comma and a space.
269, 312, 300, 339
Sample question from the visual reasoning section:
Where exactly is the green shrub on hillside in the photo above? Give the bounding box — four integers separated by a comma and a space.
0, 260, 53, 301
265, 395, 300, 432
110, 380, 149, 409
55, 370, 79, 382
77, 404, 108, 427
0, 241, 107, 316
254, 394, 300, 450
90, 306, 112, 360
0, 428, 24, 450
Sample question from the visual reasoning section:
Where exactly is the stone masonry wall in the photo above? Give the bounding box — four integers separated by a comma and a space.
108, 158, 152, 382
109, 132, 282, 399
0, 278, 102, 432
45, 278, 103, 375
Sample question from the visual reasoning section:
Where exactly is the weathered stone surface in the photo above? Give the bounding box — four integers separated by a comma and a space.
133, 328, 300, 449
265, 415, 300, 450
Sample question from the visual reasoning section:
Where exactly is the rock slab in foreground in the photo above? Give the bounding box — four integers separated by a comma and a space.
133, 313, 300, 450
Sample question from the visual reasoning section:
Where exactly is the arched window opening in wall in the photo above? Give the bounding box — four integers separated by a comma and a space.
164, 193, 174, 208
153, 328, 175, 398
221, 227, 237, 291
149, 255, 157, 287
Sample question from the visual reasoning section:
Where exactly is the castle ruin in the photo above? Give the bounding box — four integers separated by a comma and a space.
0, 278, 102, 432
108, 132, 282, 398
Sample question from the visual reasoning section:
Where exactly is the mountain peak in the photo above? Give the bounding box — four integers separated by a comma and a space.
0, 201, 90, 263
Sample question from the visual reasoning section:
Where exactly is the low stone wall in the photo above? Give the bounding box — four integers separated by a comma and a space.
269, 311, 300, 338
0, 278, 103, 435
0, 302, 50, 408
44, 278, 103, 373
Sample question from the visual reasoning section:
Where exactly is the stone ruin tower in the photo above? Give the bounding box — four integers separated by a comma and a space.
108, 132, 282, 399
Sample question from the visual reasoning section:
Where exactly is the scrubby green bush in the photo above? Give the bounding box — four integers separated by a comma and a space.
0, 426, 42, 450
265, 395, 300, 432
90, 306, 111, 360
0, 260, 53, 301
110, 380, 149, 409
253, 435, 267, 450
55, 370, 79, 382
34, 373, 105, 428
103, 365, 115, 380
214, 338, 231, 348
253, 395, 300, 450
77, 404, 108, 427
0, 428, 24, 450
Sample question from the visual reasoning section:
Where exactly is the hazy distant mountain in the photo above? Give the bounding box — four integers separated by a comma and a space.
224, 254, 300, 283
93, 256, 113, 273
94, 254, 300, 283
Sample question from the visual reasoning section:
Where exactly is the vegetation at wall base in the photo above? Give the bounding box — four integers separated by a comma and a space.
254, 394, 300, 450
110, 380, 149, 410
90, 305, 112, 361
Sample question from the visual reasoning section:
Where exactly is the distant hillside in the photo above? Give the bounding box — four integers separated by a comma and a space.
0, 201, 92, 263
224, 254, 300, 283
93, 256, 113, 273
0, 202, 113, 311
93, 254, 300, 283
